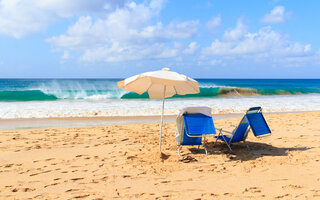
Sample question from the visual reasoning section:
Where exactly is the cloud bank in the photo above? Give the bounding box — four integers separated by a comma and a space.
0, 0, 126, 38
47, 0, 199, 62
201, 19, 316, 66
0, 0, 317, 68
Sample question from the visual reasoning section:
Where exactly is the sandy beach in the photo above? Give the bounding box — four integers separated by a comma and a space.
2, 0, 320, 199
0, 112, 320, 199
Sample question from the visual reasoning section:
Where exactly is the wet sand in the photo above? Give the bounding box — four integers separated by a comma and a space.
0, 112, 320, 199
0, 113, 244, 130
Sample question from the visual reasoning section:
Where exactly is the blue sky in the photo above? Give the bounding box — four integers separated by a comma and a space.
0, 0, 319, 78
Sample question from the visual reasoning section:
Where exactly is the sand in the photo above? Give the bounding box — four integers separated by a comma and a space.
0, 112, 320, 199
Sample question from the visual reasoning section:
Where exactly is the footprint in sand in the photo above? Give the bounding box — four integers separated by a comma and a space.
70, 178, 84, 181
126, 156, 137, 160
12, 188, 35, 192
243, 186, 262, 193
275, 193, 290, 198
282, 184, 304, 189
91, 179, 99, 183
98, 163, 104, 168
29, 170, 52, 176
4, 164, 14, 168
272, 178, 288, 181
73, 194, 90, 199
44, 183, 58, 188
66, 189, 80, 192
160, 180, 170, 183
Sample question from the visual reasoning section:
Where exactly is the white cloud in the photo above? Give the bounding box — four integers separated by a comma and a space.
223, 19, 247, 41
47, 1, 199, 62
261, 6, 291, 24
0, 0, 126, 38
206, 16, 221, 32
202, 21, 314, 65
183, 42, 199, 55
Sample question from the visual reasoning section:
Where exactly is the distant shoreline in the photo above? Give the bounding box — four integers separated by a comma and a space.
1, 110, 319, 130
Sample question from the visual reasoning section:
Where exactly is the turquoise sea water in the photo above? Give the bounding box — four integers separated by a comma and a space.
0, 79, 319, 119
0, 79, 319, 101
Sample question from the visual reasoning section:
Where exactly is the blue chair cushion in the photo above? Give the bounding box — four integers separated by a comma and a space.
231, 123, 249, 142
215, 122, 249, 144
183, 113, 216, 136
181, 135, 202, 145
246, 113, 271, 137
181, 113, 215, 146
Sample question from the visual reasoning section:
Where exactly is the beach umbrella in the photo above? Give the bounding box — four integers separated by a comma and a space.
117, 68, 200, 152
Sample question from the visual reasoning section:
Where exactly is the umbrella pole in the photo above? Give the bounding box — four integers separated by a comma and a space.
159, 86, 166, 152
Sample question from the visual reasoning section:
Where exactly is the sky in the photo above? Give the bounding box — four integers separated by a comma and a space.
0, 0, 319, 78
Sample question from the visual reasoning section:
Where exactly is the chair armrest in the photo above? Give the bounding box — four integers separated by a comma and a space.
215, 127, 233, 134
202, 132, 216, 135
185, 133, 202, 137
220, 129, 233, 134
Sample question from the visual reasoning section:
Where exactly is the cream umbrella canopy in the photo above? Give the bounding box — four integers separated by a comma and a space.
117, 68, 200, 152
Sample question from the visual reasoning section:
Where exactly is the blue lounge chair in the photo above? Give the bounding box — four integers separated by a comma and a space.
246, 107, 271, 137
177, 113, 216, 156
214, 107, 271, 152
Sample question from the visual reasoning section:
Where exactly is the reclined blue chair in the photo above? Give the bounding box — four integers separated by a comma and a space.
214, 107, 271, 152
176, 111, 216, 156
245, 107, 272, 138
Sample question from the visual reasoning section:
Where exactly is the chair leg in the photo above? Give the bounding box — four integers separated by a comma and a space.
213, 129, 222, 147
220, 134, 233, 152
243, 141, 249, 149
203, 137, 208, 155
177, 145, 181, 156
225, 142, 233, 152
204, 145, 208, 155
214, 129, 233, 152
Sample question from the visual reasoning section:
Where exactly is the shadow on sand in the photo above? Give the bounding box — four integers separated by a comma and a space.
187, 141, 311, 161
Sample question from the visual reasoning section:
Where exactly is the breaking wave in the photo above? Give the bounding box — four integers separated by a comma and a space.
1, 86, 319, 101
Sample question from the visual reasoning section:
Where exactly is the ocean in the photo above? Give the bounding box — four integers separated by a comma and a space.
0, 79, 320, 119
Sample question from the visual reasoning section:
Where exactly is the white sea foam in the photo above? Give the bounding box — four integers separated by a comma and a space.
0, 94, 319, 119
36, 79, 125, 100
